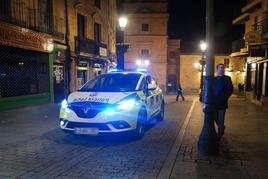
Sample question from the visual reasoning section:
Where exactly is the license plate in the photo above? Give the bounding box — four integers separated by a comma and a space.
74, 128, 99, 135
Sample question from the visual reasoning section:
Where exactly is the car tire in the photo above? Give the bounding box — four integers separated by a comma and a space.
133, 108, 147, 139
157, 101, 165, 121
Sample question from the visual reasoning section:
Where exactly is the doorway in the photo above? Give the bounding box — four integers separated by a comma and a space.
53, 64, 65, 103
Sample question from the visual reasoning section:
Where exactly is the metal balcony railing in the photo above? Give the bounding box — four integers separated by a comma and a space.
252, 14, 268, 35
0, 0, 66, 40
75, 36, 107, 55
232, 38, 245, 53
75, 36, 96, 55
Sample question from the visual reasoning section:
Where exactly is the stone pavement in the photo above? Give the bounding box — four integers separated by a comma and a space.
0, 95, 193, 179
0, 103, 60, 145
0, 96, 268, 179
170, 97, 268, 179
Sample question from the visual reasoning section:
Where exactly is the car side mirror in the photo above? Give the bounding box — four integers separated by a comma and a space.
148, 83, 157, 90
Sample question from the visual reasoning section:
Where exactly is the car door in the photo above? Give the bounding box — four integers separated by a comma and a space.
155, 85, 163, 114
145, 75, 158, 117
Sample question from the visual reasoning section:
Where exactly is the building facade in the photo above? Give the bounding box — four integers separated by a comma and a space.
68, 0, 117, 92
232, 0, 268, 105
0, 0, 117, 110
180, 54, 245, 95
122, 0, 169, 91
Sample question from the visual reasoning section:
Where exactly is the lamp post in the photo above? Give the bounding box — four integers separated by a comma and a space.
198, 0, 219, 155
199, 41, 207, 102
116, 16, 129, 71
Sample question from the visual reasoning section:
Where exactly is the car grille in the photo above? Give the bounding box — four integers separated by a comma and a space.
68, 102, 114, 118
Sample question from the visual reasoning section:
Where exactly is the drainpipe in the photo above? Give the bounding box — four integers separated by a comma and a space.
65, 0, 71, 95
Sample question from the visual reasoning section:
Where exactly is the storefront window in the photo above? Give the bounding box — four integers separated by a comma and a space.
77, 61, 89, 89
0, 46, 49, 98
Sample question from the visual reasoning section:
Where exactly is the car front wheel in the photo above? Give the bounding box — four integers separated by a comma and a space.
133, 108, 147, 139
157, 101, 165, 121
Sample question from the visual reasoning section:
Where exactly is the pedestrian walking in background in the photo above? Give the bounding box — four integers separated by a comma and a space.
213, 63, 233, 139
176, 83, 185, 101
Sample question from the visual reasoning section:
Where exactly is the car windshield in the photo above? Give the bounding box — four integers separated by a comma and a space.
79, 73, 142, 92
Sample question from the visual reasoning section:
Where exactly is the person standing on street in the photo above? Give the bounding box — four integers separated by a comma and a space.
213, 64, 233, 139
176, 83, 185, 101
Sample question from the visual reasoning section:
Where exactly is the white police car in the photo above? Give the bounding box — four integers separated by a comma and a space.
59, 71, 164, 138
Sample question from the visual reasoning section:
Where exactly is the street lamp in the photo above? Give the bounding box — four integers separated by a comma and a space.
199, 41, 207, 102
118, 17, 128, 31
116, 16, 129, 70
200, 41, 207, 52
194, 62, 201, 69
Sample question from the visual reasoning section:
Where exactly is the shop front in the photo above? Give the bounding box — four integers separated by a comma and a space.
53, 44, 67, 103
76, 57, 108, 90
0, 22, 54, 110
77, 60, 89, 89
246, 43, 268, 105
74, 36, 110, 90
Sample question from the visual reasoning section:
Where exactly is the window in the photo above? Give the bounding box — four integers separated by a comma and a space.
224, 58, 230, 68
77, 14, 86, 37
141, 23, 149, 32
39, 0, 53, 32
141, 49, 149, 60
0, 0, 11, 17
146, 76, 152, 84
94, 22, 101, 43
139, 78, 147, 90
95, 0, 101, 9
80, 73, 142, 92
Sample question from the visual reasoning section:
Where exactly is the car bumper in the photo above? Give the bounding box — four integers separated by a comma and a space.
59, 107, 139, 135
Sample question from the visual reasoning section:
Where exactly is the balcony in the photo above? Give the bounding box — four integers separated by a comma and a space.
0, 0, 66, 41
252, 15, 268, 39
242, 0, 261, 13
75, 36, 107, 57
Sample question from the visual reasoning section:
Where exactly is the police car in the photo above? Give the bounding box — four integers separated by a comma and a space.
59, 71, 165, 138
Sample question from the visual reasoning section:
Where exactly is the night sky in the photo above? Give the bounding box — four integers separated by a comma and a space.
168, 0, 245, 54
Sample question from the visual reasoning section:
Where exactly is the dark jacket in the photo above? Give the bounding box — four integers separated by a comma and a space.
213, 75, 233, 110
177, 84, 183, 94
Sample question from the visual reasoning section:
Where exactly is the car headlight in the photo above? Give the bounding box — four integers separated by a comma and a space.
61, 99, 68, 109
117, 99, 136, 111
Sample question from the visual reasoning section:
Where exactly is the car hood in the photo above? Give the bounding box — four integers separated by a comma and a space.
67, 91, 136, 104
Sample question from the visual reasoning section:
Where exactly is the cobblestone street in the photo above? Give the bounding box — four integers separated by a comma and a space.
1, 96, 268, 179
0, 96, 193, 179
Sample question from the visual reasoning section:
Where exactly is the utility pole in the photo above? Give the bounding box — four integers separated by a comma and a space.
198, 0, 219, 155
